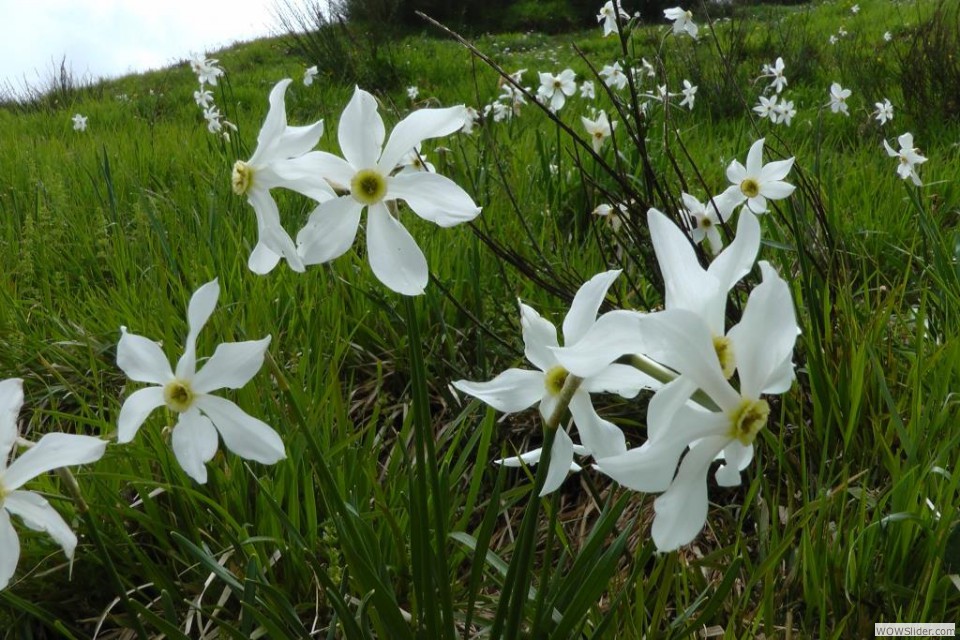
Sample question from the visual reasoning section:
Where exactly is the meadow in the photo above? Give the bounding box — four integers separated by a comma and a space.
1, 0, 960, 637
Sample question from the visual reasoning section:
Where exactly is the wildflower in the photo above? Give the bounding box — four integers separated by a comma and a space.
453, 271, 657, 494
537, 69, 577, 112
828, 82, 851, 115
191, 54, 224, 86
0, 378, 107, 591
71, 114, 87, 131
883, 132, 927, 186
580, 80, 596, 100
231, 78, 333, 274
292, 87, 480, 295
753, 95, 778, 121
679, 80, 697, 110
663, 6, 698, 40
303, 65, 318, 86
681, 192, 733, 254
600, 62, 628, 91
761, 57, 787, 93
396, 144, 435, 174
461, 106, 479, 134
721, 138, 796, 213
639, 58, 657, 79
874, 98, 894, 125
851, 4, 859, 14
883, 31, 892, 42
116, 280, 284, 484
773, 99, 796, 126
597, 0, 629, 37
581, 111, 616, 153
596, 263, 797, 551
193, 87, 214, 109
829, 35, 838, 45
407, 85, 419, 101
593, 203, 628, 233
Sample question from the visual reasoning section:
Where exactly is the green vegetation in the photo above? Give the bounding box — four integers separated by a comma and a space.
1, 0, 960, 637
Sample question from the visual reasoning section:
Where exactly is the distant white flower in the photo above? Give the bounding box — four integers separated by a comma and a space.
639, 58, 657, 79
303, 65, 318, 86
829, 34, 838, 45
580, 80, 596, 100
397, 144, 436, 174
597, 0, 629, 37
761, 57, 787, 93
191, 54, 224, 86
461, 106, 479, 134
721, 138, 796, 214
407, 85, 419, 101
116, 280, 285, 484
71, 113, 87, 132
203, 107, 222, 133
485, 102, 511, 123
0, 379, 107, 591
883, 132, 927, 186
537, 69, 577, 112
679, 80, 697, 110
581, 111, 616, 153
600, 62, 628, 91
851, 4, 859, 14
828, 82, 851, 115
681, 192, 732, 254
193, 87, 214, 109
291, 87, 480, 295
883, 31, 892, 42
593, 203, 629, 233
754, 95, 778, 121
874, 98, 894, 125
774, 99, 796, 126
663, 6, 698, 39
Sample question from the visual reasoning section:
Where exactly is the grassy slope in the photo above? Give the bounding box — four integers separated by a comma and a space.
1, 0, 960, 637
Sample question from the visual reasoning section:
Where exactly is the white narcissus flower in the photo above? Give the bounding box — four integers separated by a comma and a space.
303, 66, 318, 86
596, 262, 798, 551
774, 99, 796, 126
288, 87, 480, 295
461, 106, 479, 134
828, 82, 851, 115
597, 0, 629, 37
762, 57, 787, 93
600, 62, 628, 91
581, 111, 616, 153
116, 280, 285, 484
753, 95, 778, 122
191, 55, 224, 86
663, 6, 698, 39
396, 144, 435, 175
194, 87, 214, 109
537, 69, 577, 112
453, 271, 658, 495
407, 85, 419, 101
231, 78, 335, 275
580, 80, 596, 100
883, 132, 927, 186
592, 203, 629, 233
679, 80, 697, 110
72, 114, 87, 131
874, 98, 894, 125
0, 379, 107, 590
681, 193, 733, 254
721, 138, 796, 214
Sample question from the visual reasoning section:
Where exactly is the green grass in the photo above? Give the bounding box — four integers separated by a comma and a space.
2, 0, 960, 637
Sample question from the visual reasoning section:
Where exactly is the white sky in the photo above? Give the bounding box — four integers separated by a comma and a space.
0, 0, 310, 95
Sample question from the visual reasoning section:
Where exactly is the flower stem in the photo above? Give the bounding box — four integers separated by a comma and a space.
625, 353, 720, 411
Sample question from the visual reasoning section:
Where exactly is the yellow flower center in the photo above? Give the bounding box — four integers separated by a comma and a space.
232, 160, 253, 196
700, 217, 713, 228
713, 335, 736, 379
594, 131, 605, 139
350, 169, 388, 205
544, 365, 569, 396
740, 178, 760, 199
728, 397, 770, 445
163, 380, 196, 413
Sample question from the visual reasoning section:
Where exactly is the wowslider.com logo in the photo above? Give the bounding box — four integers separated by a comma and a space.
875, 623, 955, 637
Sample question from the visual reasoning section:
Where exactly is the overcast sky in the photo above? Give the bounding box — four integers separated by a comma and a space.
0, 0, 308, 95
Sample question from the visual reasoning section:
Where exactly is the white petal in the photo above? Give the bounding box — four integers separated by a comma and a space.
297, 196, 363, 266
744, 138, 765, 175
387, 172, 481, 227
758, 180, 795, 200
378, 106, 466, 173
196, 395, 285, 464
366, 202, 428, 295
540, 427, 575, 496
248, 240, 282, 274
274, 121, 325, 160
117, 386, 166, 443
725, 262, 798, 397
3, 433, 106, 491
273, 151, 356, 192
117, 329, 174, 385
581, 363, 659, 398
0, 379, 24, 474
171, 410, 219, 484
715, 441, 753, 486
0, 509, 19, 590
496, 447, 544, 467
725, 160, 746, 185
652, 436, 728, 551
538, 392, 561, 422
520, 303, 560, 372
4, 490, 77, 559
176, 279, 220, 379
452, 369, 545, 413
551, 310, 646, 378
562, 270, 621, 346
758, 157, 795, 183
707, 208, 760, 295
253, 79, 291, 158
192, 337, 271, 394
339, 87, 384, 169
568, 392, 626, 459
646, 376, 699, 441
246, 190, 304, 274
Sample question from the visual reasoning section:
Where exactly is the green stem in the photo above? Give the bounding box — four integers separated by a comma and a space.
625, 353, 720, 412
